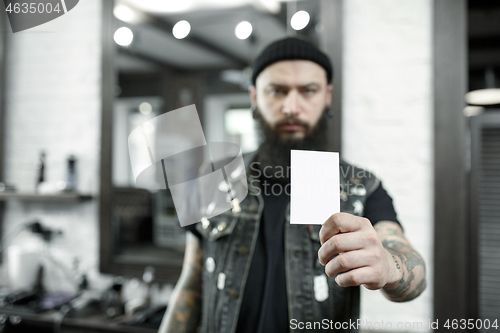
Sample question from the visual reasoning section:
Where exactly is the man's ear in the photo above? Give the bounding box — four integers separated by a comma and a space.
326, 84, 334, 106
249, 85, 257, 107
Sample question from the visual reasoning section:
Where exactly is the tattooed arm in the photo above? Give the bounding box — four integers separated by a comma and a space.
318, 213, 426, 302
374, 221, 426, 302
158, 232, 203, 333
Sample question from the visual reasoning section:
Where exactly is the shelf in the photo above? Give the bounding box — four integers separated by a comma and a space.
0, 192, 92, 202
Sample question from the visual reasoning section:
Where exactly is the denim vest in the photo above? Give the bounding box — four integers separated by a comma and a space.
195, 152, 380, 333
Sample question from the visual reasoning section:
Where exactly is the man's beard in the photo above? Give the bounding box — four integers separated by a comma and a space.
254, 107, 332, 184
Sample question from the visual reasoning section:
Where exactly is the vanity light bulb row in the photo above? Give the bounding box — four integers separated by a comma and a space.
115, 9, 311, 45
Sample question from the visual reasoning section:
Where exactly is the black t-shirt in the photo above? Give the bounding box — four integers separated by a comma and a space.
186, 180, 400, 333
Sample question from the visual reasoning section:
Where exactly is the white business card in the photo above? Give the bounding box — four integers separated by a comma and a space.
290, 150, 340, 225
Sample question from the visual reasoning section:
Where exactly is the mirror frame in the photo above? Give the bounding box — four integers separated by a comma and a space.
98, 0, 182, 283
98, 0, 343, 283
0, 8, 7, 264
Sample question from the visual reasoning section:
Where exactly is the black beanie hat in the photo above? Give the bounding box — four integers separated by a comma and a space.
251, 37, 333, 85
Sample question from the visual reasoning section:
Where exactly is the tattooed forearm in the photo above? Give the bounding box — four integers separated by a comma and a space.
375, 221, 426, 302
169, 289, 202, 332
159, 232, 203, 333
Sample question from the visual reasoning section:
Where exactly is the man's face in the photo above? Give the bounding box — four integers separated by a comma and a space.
249, 59, 333, 140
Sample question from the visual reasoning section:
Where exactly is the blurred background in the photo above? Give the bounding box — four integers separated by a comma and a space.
0, 0, 499, 332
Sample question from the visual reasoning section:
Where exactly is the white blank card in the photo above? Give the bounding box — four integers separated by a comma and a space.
290, 150, 340, 225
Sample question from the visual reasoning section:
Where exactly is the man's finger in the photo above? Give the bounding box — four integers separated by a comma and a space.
335, 266, 380, 288
319, 213, 370, 244
324, 250, 368, 277
318, 233, 365, 265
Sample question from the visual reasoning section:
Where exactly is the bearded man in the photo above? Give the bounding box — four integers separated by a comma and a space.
159, 37, 426, 333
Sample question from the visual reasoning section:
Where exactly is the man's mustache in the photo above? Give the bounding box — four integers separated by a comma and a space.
273, 116, 310, 131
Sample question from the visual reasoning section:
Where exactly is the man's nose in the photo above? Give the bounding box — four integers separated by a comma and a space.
282, 89, 300, 116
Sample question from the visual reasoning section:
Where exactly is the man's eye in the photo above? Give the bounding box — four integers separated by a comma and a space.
271, 89, 285, 95
303, 89, 317, 95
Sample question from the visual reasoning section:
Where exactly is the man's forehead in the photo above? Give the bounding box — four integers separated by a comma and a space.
256, 59, 328, 87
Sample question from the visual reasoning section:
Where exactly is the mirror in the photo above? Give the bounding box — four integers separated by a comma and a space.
100, 0, 324, 282
0, 10, 6, 263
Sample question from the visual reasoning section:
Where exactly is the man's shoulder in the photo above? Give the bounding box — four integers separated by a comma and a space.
340, 158, 373, 173
339, 158, 380, 196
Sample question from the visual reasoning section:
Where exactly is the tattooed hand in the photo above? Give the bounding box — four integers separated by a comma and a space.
317, 213, 426, 302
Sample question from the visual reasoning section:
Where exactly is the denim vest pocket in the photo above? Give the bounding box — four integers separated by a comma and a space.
195, 212, 238, 242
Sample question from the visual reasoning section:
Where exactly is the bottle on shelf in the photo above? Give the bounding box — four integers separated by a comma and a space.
65, 155, 77, 191
35, 151, 46, 193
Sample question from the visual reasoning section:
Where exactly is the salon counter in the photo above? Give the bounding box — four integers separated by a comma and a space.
0, 307, 159, 333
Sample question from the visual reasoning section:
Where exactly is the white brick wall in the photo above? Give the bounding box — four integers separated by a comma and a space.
0, 0, 110, 291
342, 0, 433, 331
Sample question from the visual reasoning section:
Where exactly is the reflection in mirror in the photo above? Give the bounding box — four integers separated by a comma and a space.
113, 96, 187, 258
112, 66, 187, 267
101, 0, 323, 282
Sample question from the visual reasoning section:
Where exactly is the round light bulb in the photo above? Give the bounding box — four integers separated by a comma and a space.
173, 20, 191, 39
291, 10, 310, 31
114, 27, 133, 46
139, 102, 153, 115
235, 21, 253, 40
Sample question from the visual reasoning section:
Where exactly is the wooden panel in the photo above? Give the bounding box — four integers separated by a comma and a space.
470, 112, 500, 325
479, 127, 500, 320
0, 3, 7, 264
433, 0, 470, 321
320, 0, 342, 154
99, 0, 116, 276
